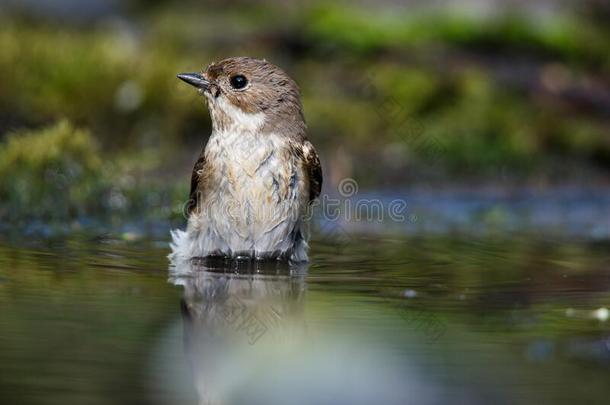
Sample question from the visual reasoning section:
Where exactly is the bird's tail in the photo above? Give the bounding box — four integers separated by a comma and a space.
168, 228, 191, 262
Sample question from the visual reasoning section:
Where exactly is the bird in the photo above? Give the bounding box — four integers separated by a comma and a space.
170, 57, 322, 263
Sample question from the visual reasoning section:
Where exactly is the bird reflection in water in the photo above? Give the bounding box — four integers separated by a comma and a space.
168, 258, 308, 404
167, 258, 434, 405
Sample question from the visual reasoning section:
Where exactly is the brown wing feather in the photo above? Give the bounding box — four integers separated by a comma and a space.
303, 141, 322, 202
186, 151, 206, 215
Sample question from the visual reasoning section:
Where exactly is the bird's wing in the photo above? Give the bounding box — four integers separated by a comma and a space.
186, 150, 207, 215
302, 140, 322, 202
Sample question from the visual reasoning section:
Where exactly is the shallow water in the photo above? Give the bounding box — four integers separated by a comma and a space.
0, 235, 609, 404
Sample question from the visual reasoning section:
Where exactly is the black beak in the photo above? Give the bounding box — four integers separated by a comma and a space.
177, 73, 210, 90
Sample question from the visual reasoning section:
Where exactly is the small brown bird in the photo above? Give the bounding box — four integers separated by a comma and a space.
170, 57, 322, 263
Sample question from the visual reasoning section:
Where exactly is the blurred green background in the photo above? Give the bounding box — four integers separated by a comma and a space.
0, 0, 608, 232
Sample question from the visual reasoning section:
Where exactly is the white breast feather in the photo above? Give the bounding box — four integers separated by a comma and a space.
170, 99, 309, 263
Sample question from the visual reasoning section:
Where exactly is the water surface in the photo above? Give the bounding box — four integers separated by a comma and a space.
0, 235, 609, 404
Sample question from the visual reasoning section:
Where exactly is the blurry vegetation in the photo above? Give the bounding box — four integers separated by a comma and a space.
0, 120, 102, 220
301, 4, 610, 177
0, 120, 186, 232
306, 5, 610, 68
0, 0, 608, 227
0, 20, 205, 151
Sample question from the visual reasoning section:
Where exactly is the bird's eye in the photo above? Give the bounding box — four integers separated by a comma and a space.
229, 75, 248, 89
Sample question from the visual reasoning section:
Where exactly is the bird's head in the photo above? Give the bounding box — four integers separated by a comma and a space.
178, 57, 305, 135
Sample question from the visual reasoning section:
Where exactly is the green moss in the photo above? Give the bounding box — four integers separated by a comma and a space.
0, 120, 104, 221
0, 120, 187, 228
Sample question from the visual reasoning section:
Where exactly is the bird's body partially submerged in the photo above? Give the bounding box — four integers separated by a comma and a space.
170, 57, 322, 263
